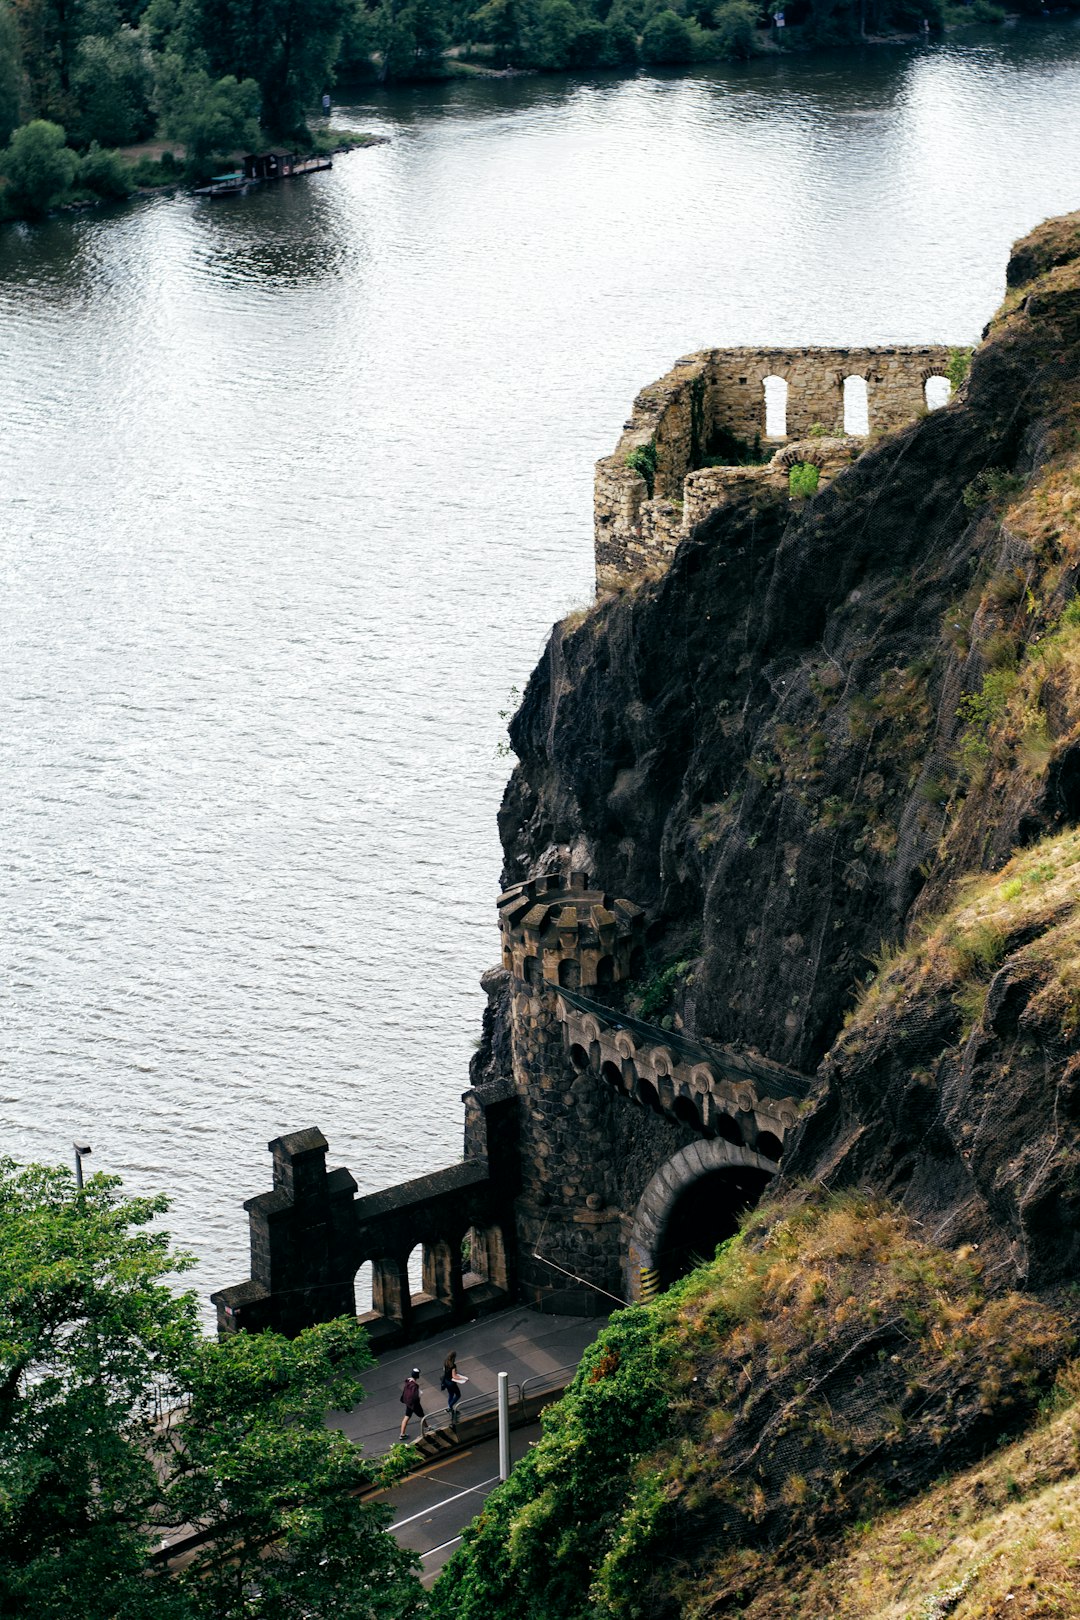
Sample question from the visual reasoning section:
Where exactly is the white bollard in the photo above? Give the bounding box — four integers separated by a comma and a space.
498, 1371, 511, 1482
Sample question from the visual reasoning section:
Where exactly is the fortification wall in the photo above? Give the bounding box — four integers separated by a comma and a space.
594, 344, 957, 591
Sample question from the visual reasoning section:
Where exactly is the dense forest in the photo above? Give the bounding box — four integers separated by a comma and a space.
1, 0, 1066, 216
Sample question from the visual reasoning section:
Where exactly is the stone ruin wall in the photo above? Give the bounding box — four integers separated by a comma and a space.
594, 344, 957, 591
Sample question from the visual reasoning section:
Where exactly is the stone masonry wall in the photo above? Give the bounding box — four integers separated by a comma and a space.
595, 345, 957, 591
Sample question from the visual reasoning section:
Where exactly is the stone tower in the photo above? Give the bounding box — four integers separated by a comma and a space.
497, 872, 645, 1312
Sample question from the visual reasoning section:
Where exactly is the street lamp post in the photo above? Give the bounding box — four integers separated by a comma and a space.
74, 1141, 92, 1191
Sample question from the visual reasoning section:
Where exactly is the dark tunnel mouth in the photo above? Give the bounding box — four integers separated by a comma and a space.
654, 1165, 774, 1291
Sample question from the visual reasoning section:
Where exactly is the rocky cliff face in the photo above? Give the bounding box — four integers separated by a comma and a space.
498, 209, 1080, 1298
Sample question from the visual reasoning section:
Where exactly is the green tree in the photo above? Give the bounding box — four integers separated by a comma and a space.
600, 16, 636, 62
0, 1159, 425, 1620
179, 0, 350, 136
156, 56, 260, 168
377, 0, 449, 81
708, 0, 756, 56
0, 116, 75, 212
468, 0, 528, 65
70, 28, 152, 143
640, 6, 693, 59
0, 0, 22, 144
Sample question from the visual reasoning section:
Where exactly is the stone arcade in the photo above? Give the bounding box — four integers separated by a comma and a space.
213, 874, 809, 1343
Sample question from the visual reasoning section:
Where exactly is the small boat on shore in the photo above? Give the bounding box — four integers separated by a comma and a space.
194, 171, 249, 198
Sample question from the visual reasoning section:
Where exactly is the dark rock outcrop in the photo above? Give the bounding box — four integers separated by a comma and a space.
497, 208, 1080, 1295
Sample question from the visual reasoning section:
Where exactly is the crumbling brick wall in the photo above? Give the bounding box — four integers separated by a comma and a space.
594, 345, 957, 591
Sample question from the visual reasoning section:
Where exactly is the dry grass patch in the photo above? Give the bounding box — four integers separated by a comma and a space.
720, 1371, 1080, 1620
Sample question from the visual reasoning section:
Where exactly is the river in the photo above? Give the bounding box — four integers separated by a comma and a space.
2, 18, 1079, 1318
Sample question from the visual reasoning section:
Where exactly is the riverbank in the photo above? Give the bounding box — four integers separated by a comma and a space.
0, 127, 388, 226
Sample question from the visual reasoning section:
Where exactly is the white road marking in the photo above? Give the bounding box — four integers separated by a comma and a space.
390, 1474, 501, 1533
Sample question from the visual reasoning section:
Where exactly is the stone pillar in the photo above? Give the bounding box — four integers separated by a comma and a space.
212, 1127, 358, 1337
498, 873, 644, 1314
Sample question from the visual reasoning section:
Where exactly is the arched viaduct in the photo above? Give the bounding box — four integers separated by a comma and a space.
213, 874, 809, 1341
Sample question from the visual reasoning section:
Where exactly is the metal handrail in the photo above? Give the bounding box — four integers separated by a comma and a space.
420, 1361, 582, 1438
421, 1381, 522, 1437
519, 1363, 579, 1406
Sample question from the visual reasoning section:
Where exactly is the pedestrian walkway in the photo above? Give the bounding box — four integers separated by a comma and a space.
336, 1304, 610, 1588
330, 1303, 608, 1455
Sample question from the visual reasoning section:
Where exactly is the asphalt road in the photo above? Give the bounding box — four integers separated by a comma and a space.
375, 1423, 543, 1585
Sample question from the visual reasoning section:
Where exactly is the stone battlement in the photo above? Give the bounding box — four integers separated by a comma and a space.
498, 873, 644, 990
595, 344, 958, 591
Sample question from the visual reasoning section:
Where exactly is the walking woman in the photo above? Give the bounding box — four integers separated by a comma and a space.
440, 1351, 468, 1425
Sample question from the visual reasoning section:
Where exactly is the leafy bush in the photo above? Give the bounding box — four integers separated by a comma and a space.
625, 440, 658, 497
1, 120, 77, 217
630, 956, 692, 1021
78, 142, 134, 199
129, 150, 180, 186
641, 8, 694, 62
789, 460, 820, 498
947, 344, 973, 389
962, 466, 1025, 511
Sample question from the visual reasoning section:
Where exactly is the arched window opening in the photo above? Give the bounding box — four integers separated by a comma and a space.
406, 1243, 424, 1301
355, 1260, 374, 1316
523, 954, 540, 985
601, 1059, 623, 1090
673, 1095, 702, 1131
559, 957, 581, 990
763, 375, 788, 438
843, 374, 869, 436
755, 1130, 783, 1161
637, 1077, 662, 1114
630, 946, 647, 979
596, 955, 616, 986
925, 375, 951, 411
713, 1111, 743, 1147
462, 1227, 482, 1285
569, 1042, 590, 1071
655, 1165, 773, 1291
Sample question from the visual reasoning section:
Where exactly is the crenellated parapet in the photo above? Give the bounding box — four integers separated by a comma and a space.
498, 872, 645, 991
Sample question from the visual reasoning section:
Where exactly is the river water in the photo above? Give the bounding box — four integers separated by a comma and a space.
2, 20, 1079, 1317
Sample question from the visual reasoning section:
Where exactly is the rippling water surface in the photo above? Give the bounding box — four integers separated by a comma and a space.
2, 22, 1080, 1315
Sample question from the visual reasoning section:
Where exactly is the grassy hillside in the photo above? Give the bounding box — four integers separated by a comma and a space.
431, 1197, 1071, 1619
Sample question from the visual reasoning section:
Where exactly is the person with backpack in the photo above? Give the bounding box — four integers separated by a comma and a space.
440, 1351, 468, 1425
399, 1368, 424, 1439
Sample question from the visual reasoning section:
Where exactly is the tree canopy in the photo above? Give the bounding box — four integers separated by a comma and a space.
0, 1159, 424, 1620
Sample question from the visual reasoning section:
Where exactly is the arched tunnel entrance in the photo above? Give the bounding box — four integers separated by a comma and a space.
628, 1140, 778, 1300
654, 1164, 773, 1290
